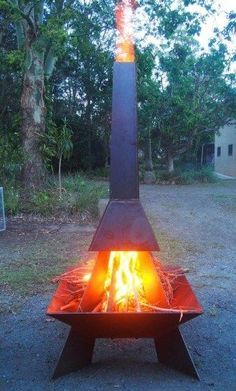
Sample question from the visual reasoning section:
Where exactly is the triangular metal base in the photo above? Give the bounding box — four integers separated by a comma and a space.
155, 328, 200, 379
52, 327, 199, 380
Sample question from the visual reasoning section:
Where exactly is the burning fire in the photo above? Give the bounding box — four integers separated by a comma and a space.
115, 0, 138, 62
102, 251, 147, 312
51, 252, 174, 313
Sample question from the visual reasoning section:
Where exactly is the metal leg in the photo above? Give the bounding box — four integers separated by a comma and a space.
154, 328, 200, 380
52, 328, 95, 380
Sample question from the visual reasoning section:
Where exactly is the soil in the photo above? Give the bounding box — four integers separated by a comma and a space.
0, 180, 236, 391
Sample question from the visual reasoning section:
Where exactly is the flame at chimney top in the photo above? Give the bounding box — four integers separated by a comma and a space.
115, 0, 137, 62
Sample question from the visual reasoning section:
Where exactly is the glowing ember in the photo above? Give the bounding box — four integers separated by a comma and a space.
83, 273, 91, 282
115, 0, 137, 62
102, 251, 147, 312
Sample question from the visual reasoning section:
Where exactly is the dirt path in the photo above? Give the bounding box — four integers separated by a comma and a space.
0, 181, 236, 391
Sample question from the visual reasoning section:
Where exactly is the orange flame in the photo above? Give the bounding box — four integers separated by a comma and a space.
115, 0, 138, 62
103, 251, 146, 312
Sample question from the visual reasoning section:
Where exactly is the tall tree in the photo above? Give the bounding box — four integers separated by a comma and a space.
139, 41, 236, 172
1, 0, 71, 189
50, 0, 114, 170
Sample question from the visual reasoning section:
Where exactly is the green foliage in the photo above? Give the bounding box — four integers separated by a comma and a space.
1, 0, 236, 185
0, 131, 23, 185
86, 167, 109, 178
193, 166, 218, 183
138, 39, 236, 170
4, 187, 20, 215
224, 11, 236, 40
42, 120, 73, 164
6, 49, 24, 68
24, 174, 108, 218
156, 167, 218, 185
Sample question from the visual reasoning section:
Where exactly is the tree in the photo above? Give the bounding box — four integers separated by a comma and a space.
137, 0, 216, 173
50, 0, 114, 170
137, 47, 157, 181
224, 11, 236, 40
1, 0, 234, 180
1, 0, 71, 189
42, 119, 73, 197
139, 40, 236, 172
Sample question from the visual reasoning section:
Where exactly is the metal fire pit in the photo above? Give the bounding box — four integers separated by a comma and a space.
47, 60, 203, 380
47, 265, 202, 379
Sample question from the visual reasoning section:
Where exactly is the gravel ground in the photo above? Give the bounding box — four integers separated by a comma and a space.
0, 181, 236, 391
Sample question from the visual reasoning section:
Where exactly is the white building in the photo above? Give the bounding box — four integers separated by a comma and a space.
215, 123, 236, 178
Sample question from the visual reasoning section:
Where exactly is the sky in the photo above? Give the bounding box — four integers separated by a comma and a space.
132, 0, 235, 73
195, 0, 235, 50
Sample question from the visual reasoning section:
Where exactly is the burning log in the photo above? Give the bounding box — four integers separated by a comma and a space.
132, 271, 141, 312
106, 255, 118, 312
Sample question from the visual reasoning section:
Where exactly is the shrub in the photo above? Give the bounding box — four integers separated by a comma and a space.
193, 166, 217, 183
156, 167, 217, 185
86, 167, 109, 178
156, 170, 177, 182
4, 187, 20, 215
175, 171, 195, 185
24, 174, 108, 219
0, 131, 23, 186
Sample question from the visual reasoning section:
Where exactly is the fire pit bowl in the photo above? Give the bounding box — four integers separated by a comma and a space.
47, 265, 202, 380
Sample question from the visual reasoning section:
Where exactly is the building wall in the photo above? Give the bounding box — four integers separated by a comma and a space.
215, 123, 236, 177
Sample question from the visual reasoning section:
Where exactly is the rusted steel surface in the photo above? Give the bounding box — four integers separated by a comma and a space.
155, 328, 200, 380
110, 62, 138, 200
89, 62, 160, 251
89, 200, 160, 251
80, 252, 110, 312
47, 266, 203, 335
47, 267, 202, 379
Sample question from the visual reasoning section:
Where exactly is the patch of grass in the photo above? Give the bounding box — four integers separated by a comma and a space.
4, 186, 20, 215
0, 226, 91, 299
0, 265, 62, 295
192, 166, 218, 183
31, 175, 108, 218
4, 174, 109, 219
156, 167, 218, 185
0, 249, 83, 296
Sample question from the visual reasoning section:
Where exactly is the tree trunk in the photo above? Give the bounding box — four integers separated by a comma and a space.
21, 43, 46, 189
58, 154, 62, 198
144, 129, 156, 184
167, 151, 174, 173
87, 98, 92, 170
145, 129, 154, 171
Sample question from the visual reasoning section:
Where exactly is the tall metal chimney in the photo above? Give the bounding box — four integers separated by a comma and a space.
89, 62, 160, 251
